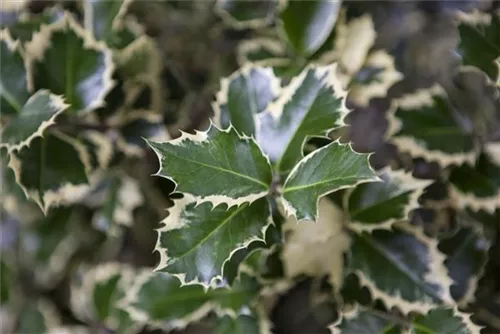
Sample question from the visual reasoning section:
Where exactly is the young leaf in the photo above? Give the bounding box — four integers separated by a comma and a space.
147, 123, 272, 208
328, 305, 403, 334
256, 64, 349, 174
215, 0, 278, 30
346, 169, 431, 232
83, 0, 132, 43
457, 10, 500, 80
280, 0, 340, 55
282, 141, 376, 222
155, 194, 271, 285
411, 307, 482, 334
348, 225, 453, 314
71, 263, 142, 334
213, 64, 281, 136
386, 85, 477, 167
439, 226, 490, 305
0, 90, 69, 151
449, 153, 500, 213
8, 132, 91, 214
26, 13, 115, 113
0, 29, 30, 115
121, 271, 260, 330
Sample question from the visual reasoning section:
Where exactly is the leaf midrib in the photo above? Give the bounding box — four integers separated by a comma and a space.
165, 151, 269, 189
359, 232, 444, 302
284, 175, 362, 193
349, 191, 412, 221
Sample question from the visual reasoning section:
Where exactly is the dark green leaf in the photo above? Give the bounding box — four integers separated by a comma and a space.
0, 90, 68, 151
9, 132, 90, 214
27, 14, 115, 113
214, 65, 281, 136
411, 307, 482, 334
17, 300, 60, 334
155, 195, 271, 285
257, 64, 348, 173
348, 226, 453, 314
280, 0, 340, 55
148, 123, 272, 207
0, 29, 29, 115
83, 0, 131, 43
329, 306, 403, 334
282, 141, 376, 221
215, 315, 260, 334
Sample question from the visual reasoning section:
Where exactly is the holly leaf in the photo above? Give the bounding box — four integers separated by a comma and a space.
71, 263, 142, 334
5, 6, 63, 42
439, 226, 490, 305
280, 0, 341, 55
213, 64, 281, 136
83, 0, 132, 44
17, 300, 61, 334
346, 169, 431, 232
387, 85, 477, 167
282, 141, 376, 222
347, 225, 453, 314
236, 37, 289, 67
457, 10, 500, 80
155, 194, 271, 285
8, 132, 91, 214
256, 64, 349, 174
26, 13, 115, 113
215, 315, 260, 334
120, 271, 260, 330
215, 0, 278, 30
147, 123, 272, 208
411, 307, 482, 334
0, 29, 29, 116
328, 305, 403, 334
0, 90, 69, 151
449, 153, 500, 213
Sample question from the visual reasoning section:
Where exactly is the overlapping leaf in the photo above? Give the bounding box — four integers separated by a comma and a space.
439, 226, 490, 305
215, 0, 278, 29
449, 153, 500, 213
213, 65, 281, 136
147, 123, 272, 207
155, 194, 272, 285
8, 132, 90, 214
0, 90, 69, 151
26, 13, 115, 113
83, 0, 132, 44
457, 10, 500, 80
0, 29, 29, 115
280, 0, 340, 55
282, 141, 376, 221
121, 270, 260, 330
346, 169, 431, 231
328, 305, 403, 334
387, 85, 477, 167
256, 64, 349, 174
348, 225, 453, 314
71, 263, 142, 334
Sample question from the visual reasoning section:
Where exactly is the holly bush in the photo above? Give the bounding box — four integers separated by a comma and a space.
1, 1, 499, 333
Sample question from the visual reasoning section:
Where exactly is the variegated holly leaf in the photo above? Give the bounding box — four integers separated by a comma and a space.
328, 305, 404, 334
5, 6, 63, 42
387, 85, 477, 167
439, 226, 490, 305
83, 0, 132, 44
120, 270, 260, 330
236, 37, 289, 67
78, 130, 114, 171
346, 169, 431, 232
457, 10, 500, 80
147, 123, 272, 207
256, 64, 349, 174
411, 307, 482, 334
348, 225, 453, 314
0, 29, 29, 116
27, 13, 114, 113
0, 90, 69, 151
215, 0, 278, 29
8, 132, 90, 214
282, 141, 376, 221
71, 263, 142, 334
280, 0, 340, 55
449, 153, 500, 213
215, 315, 260, 334
213, 65, 281, 136
17, 300, 61, 334
155, 194, 271, 285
